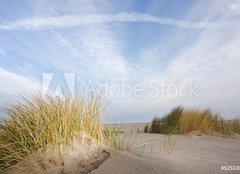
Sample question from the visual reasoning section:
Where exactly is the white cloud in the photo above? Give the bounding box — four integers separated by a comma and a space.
80, 25, 129, 81
41, 27, 129, 85
109, 0, 240, 120
0, 12, 239, 31
228, 2, 240, 11
129, 26, 240, 119
1, 0, 240, 121
0, 67, 41, 103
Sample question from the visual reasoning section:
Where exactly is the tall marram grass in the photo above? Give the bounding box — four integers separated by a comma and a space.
160, 106, 184, 134
146, 106, 234, 137
0, 94, 106, 171
178, 109, 231, 136
231, 118, 240, 134
147, 106, 184, 134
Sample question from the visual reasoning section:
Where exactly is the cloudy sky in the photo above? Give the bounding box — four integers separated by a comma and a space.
0, 0, 240, 122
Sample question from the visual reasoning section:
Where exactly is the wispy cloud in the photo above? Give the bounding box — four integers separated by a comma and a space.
0, 67, 41, 104
1, 0, 240, 121
0, 12, 239, 31
228, 1, 240, 11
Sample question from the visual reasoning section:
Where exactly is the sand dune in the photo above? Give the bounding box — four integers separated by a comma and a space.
91, 133, 240, 174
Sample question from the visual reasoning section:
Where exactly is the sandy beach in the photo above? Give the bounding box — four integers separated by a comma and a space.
1, 1, 240, 173
91, 133, 240, 174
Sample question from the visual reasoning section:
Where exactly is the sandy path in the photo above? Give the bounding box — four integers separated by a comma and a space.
91, 134, 240, 174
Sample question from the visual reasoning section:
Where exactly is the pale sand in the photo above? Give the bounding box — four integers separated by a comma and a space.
7, 129, 240, 173
91, 133, 240, 174
9, 131, 107, 174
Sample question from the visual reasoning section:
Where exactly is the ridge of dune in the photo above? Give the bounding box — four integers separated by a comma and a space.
91, 134, 240, 174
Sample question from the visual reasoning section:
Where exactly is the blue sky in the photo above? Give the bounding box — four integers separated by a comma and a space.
0, 0, 240, 122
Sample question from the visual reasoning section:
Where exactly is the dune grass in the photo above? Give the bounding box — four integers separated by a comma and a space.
0, 94, 109, 171
159, 106, 184, 134
146, 106, 183, 134
178, 109, 231, 136
145, 106, 235, 137
231, 118, 240, 134
103, 128, 126, 149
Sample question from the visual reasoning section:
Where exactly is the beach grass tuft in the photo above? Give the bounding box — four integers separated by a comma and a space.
231, 118, 240, 134
178, 108, 231, 136
146, 106, 235, 137
0, 93, 109, 171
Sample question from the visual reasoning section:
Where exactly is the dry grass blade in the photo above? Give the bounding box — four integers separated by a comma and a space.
0, 93, 111, 172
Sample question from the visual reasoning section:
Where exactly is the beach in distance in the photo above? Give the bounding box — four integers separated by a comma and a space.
1, 0, 240, 173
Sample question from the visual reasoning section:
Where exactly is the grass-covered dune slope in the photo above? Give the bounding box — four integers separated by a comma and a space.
0, 94, 120, 173
145, 106, 240, 136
